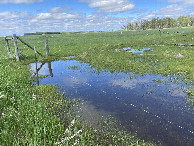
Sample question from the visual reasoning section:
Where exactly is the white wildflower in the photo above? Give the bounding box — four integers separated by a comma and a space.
2, 113, 5, 117
11, 97, 15, 101
55, 119, 82, 145
32, 93, 36, 100
73, 139, 80, 146
0, 94, 4, 99
56, 129, 82, 145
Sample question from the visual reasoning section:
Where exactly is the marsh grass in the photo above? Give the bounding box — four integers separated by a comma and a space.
0, 27, 193, 145
68, 65, 80, 70
185, 88, 194, 105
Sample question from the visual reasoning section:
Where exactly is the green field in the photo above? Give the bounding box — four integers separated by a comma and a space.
0, 27, 194, 145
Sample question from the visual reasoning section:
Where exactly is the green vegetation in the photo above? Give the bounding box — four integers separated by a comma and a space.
0, 26, 194, 145
68, 65, 80, 70
186, 88, 194, 105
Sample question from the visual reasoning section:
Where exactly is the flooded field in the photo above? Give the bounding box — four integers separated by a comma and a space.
30, 60, 194, 146
122, 47, 153, 54
114, 47, 153, 54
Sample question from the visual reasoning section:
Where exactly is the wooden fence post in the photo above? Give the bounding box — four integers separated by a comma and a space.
13, 34, 20, 61
34, 46, 37, 60
5, 37, 11, 56
45, 39, 49, 56
35, 61, 39, 86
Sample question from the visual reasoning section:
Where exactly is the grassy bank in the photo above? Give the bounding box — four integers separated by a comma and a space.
0, 27, 193, 145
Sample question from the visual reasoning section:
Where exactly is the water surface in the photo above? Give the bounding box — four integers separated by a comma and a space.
30, 60, 194, 146
122, 47, 153, 54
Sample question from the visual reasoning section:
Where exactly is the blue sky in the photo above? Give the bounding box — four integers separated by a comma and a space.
0, 0, 193, 35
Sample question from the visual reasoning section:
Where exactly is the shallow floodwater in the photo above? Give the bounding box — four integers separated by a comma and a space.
30, 60, 194, 146
122, 47, 153, 54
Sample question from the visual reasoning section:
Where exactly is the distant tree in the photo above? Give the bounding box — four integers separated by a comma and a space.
121, 15, 193, 31
177, 16, 189, 27
151, 18, 157, 29
127, 22, 135, 30
140, 20, 148, 30
190, 16, 194, 26
121, 25, 127, 30
135, 21, 139, 30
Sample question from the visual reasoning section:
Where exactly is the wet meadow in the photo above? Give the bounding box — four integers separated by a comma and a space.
0, 27, 194, 145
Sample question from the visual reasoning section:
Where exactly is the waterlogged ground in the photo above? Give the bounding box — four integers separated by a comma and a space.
30, 60, 194, 146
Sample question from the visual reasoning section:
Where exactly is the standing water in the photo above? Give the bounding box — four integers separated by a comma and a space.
30, 60, 194, 146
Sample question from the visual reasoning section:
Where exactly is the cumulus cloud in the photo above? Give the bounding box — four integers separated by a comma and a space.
131, 9, 147, 14
0, 11, 29, 19
30, 12, 80, 23
161, 0, 194, 6
110, 78, 148, 89
0, 8, 135, 36
48, 7, 72, 13
190, 11, 194, 16
155, 4, 186, 17
140, 4, 189, 20
79, 0, 135, 13
0, 0, 43, 4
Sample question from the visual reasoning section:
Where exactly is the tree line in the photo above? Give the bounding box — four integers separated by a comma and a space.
122, 16, 194, 30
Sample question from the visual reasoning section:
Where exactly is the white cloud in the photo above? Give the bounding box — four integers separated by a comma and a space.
190, 12, 194, 16
0, 8, 135, 36
30, 12, 80, 23
155, 4, 186, 17
110, 78, 148, 89
140, 4, 190, 20
141, 13, 156, 20
131, 9, 147, 14
0, 0, 43, 4
0, 11, 29, 19
48, 7, 72, 13
79, 0, 135, 13
63, 76, 87, 87
160, 0, 194, 6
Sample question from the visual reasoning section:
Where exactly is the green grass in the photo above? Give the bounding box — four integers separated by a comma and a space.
0, 27, 194, 145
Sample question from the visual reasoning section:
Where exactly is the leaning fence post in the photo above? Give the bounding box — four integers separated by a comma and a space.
45, 39, 49, 56
34, 46, 37, 60
13, 34, 19, 61
5, 37, 11, 56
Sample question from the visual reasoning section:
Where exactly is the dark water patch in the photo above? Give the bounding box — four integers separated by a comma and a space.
30, 60, 194, 146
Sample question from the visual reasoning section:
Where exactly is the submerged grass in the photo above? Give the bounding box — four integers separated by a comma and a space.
0, 27, 193, 145
68, 65, 80, 70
